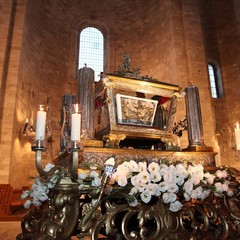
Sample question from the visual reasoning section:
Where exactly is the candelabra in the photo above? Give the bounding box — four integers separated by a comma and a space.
17, 100, 117, 240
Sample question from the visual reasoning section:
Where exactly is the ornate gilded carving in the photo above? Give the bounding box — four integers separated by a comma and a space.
18, 168, 240, 240
17, 177, 79, 240
79, 147, 217, 168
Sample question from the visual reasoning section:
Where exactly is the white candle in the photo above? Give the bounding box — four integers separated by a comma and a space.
71, 105, 81, 141
235, 122, 240, 150
35, 106, 47, 141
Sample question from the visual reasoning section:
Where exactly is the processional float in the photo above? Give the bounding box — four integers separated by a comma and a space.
17, 54, 240, 240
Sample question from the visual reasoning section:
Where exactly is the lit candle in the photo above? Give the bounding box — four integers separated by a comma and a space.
71, 104, 81, 141
235, 122, 240, 150
35, 105, 47, 141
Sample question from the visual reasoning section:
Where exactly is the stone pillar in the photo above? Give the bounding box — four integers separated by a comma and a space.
77, 67, 95, 139
185, 84, 205, 150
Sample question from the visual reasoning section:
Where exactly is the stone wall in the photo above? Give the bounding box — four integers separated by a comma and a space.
200, 0, 240, 169
0, 0, 27, 186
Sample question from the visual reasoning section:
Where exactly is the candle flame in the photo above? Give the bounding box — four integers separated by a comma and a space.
39, 105, 44, 111
75, 104, 79, 113
237, 122, 239, 129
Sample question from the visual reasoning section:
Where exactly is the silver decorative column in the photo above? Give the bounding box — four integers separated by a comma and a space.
185, 84, 206, 150
78, 66, 95, 139
60, 94, 76, 151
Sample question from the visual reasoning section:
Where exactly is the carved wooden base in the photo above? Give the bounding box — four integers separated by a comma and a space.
79, 147, 217, 169
17, 186, 240, 240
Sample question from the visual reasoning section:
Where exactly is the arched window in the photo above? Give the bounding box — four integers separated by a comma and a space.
78, 27, 104, 81
208, 62, 223, 98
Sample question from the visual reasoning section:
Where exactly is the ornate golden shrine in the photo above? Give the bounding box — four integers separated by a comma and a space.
17, 54, 240, 240
95, 74, 181, 148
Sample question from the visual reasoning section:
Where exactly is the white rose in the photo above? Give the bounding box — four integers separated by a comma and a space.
148, 162, 160, 174
32, 198, 42, 207
138, 171, 150, 184
90, 171, 99, 178
91, 176, 101, 187
105, 157, 115, 166
159, 164, 169, 176
167, 183, 179, 193
204, 172, 215, 185
163, 171, 177, 184
184, 193, 191, 201
136, 183, 147, 193
117, 163, 133, 178
32, 190, 49, 202
162, 192, 177, 203
158, 181, 169, 192
131, 175, 140, 186
140, 190, 152, 203
129, 160, 139, 172
215, 170, 228, 179
138, 162, 147, 172
117, 176, 128, 187
155, 186, 162, 196
183, 180, 193, 195
190, 174, 201, 185
176, 176, 185, 186
23, 200, 32, 209
215, 182, 225, 193
145, 183, 156, 195
191, 186, 203, 199
78, 173, 87, 180
150, 172, 162, 183
169, 200, 183, 212
222, 182, 229, 192
200, 189, 210, 200
175, 163, 188, 179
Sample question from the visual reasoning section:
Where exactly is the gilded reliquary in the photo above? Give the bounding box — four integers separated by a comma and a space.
95, 74, 181, 148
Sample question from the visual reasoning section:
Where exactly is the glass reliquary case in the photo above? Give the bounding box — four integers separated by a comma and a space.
94, 73, 181, 149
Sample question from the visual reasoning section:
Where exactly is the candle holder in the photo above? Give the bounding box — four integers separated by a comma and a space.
68, 140, 82, 153
31, 139, 47, 152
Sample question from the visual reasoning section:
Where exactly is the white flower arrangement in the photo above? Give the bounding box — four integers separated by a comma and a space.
109, 160, 233, 212
21, 163, 60, 209
21, 158, 233, 213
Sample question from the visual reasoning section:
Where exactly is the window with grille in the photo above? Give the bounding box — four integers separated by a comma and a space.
208, 64, 217, 98
208, 62, 223, 98
78, 27, 104, 81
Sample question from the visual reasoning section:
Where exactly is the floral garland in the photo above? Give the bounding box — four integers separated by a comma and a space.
21, 158, 234, 212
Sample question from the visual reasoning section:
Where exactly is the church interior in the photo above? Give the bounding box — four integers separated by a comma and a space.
1, 0, 240, 239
